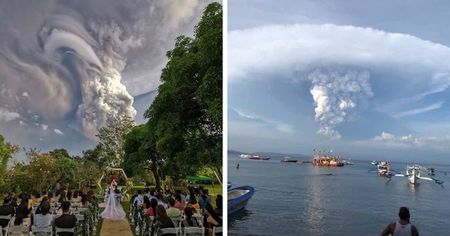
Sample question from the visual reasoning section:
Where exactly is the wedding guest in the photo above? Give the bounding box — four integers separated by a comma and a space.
33, 201, 53, 229
204, 203, 222, 236
54, 201, 77, 236
0, 197, 14, 228
147, 198, 158, 219
215, 195, 222, 216
174, 194, 185, 211
154, 205, 175, 235
14, 194, 31, 225
166, 198, 181, 218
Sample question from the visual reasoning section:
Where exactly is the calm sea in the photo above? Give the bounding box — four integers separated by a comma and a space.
228, 153, 450, 236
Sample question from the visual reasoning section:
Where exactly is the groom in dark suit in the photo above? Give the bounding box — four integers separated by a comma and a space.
54, 201, 77, 236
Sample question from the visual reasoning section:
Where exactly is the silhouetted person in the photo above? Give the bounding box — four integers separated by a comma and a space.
380, 207, 419, 236
0, 197, 14, 228
54, 201, 77, 236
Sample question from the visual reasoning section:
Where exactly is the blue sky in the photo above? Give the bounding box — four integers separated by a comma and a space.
228, 1, 450, 163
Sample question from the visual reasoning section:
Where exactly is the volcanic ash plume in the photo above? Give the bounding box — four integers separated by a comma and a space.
39, 15, 137, 140
309, 68, 374, 139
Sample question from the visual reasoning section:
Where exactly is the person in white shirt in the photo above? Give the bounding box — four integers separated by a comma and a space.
380, 207, 419, 236
133, 190, 144, 206
33, 201, 54, 228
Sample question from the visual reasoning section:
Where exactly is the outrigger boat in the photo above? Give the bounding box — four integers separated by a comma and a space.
394, 164, 444, 185
228, 185, 255, 215
377, 161, 393, 177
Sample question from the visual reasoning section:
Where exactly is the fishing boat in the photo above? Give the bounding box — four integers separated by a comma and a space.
312, 150, 344, 167
394, 164, 444, 185
240, 154, 270, 160
281, 157, 298, 163
228, 185, 255, 215
377, 161, 392, 177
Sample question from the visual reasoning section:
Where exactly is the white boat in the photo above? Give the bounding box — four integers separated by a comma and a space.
394, 164, 444, 185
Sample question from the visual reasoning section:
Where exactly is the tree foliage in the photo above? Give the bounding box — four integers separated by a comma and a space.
0, 134, 19, 176
144, 2, 223, 181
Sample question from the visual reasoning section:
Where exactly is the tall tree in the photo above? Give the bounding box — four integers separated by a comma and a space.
0, 134, 19, 175
144, 2, 222, 180
123, 124, 163, 189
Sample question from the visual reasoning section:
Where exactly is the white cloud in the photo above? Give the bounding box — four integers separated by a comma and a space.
394, 101, 444, 118
368, 131, 450, 150
233, 108, 295, 134
276, 124, 294, 133
0, 107, 20, 122
54, 129, 64, 135
229, 24, 450, 138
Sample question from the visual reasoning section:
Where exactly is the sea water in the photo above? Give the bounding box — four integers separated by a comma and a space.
228, 153, 450, 235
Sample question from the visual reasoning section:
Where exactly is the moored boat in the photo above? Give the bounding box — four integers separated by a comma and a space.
281, 157, 298, 163
228, 185, 255, 215
312, 150, 344, 167
240, 153, 270, 160
377, 161, 392, 177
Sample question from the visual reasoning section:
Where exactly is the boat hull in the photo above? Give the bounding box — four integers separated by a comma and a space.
228, 186, 255, 215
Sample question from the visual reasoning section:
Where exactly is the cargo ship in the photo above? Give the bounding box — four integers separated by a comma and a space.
312, 150, 344, 167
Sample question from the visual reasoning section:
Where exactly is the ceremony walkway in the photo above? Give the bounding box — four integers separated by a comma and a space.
100, 219, 133, 236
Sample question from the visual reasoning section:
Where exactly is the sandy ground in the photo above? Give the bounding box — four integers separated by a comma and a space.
99, 219, 133, 236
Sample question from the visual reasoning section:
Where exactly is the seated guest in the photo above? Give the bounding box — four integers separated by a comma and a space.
35, 197, 49, 214
215, 195, 222, 216
14, 194, 31, 225
54, 201, 77, 236
186, 195, 200, 212
183, 207, 200, 227
47, 192, 55, 205
133, 190, 144, 206
0, 197, 15, 229
204, 203, 222, 236
199, 189, 211, 207
147, 199, 158, 219
143, 196, 151, 210
154, 205, 175, 235
156, 194, 168, 208
33, 201, 53, 229
174, 194, 185, 211
166, 198, 181, 218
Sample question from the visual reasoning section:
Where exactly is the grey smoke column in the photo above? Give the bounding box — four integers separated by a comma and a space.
0, 0, 206, 144
309, 68, 374, 139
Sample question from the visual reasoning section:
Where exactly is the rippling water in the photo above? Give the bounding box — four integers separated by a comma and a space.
228, 154, 450, 236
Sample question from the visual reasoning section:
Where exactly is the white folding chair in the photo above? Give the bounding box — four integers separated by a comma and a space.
0, 215, 12, 236
31, 225, 53, 236
55, 227, 74, 235
6, 225, 29, 236
183, 227, 204, 236
158, 227, 180, 236
212, 226, 222, 235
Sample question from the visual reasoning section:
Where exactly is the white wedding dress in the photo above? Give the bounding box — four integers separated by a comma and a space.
101, 183, 126, 220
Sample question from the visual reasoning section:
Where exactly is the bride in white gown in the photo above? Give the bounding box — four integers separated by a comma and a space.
101, 178, 126, 220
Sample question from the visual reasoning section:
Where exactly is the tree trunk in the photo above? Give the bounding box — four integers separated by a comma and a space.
150, 157, 161, 190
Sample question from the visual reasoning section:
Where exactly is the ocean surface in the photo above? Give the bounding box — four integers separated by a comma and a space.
228, 153, 450, 236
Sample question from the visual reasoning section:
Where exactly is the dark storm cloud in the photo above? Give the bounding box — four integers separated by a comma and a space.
0, 0, 209, 150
